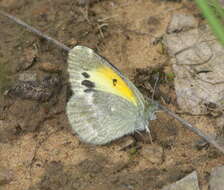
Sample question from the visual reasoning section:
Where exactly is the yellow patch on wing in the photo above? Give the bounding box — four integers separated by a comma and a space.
90, 65, 137, 106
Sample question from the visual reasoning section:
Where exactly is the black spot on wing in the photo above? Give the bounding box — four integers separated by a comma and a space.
66, 83, 74, 102
113, 79, 117, 86
81, 80, 95, 88
82, 72, 90, 78
84, 88, 95, 93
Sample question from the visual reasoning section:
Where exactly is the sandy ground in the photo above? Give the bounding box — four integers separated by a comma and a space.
0, 0, 224, 190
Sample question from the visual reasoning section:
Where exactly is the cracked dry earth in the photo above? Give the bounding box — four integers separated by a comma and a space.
0, 0, 224, 190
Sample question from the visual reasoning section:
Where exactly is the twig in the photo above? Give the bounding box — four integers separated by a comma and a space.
0, 10, 70, 52
158, 104, 224, 154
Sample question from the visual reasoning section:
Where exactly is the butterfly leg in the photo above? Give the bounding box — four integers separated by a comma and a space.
135, 127, 153, 144
145, 126, 153, 144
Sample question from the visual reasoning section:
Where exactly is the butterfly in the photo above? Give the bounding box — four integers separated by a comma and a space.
66, 46, 158, 145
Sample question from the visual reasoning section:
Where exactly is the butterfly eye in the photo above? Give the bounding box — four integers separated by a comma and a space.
113, 79, 117, 86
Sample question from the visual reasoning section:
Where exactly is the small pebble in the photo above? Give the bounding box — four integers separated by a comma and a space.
141, 144, 163, 164
39, 62, 61, 73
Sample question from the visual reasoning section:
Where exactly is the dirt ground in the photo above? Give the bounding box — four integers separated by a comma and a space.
0, 0, 224, 190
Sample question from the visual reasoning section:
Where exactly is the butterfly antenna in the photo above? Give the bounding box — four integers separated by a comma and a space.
152, 73, 160, 101
158, 104, 224, 154
0, 10, 71, 52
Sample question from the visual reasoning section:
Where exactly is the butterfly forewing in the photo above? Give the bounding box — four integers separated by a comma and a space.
66, 46, 148, 145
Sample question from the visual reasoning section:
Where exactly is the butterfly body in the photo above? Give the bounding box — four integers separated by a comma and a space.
66, 46, 157, 145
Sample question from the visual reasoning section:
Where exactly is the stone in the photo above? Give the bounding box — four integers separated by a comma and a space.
167, 13, 198, 33
163, 21, 224, 114
162, 171, 200, 190
7, 76, 61, 102
209, 165, 224, 190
